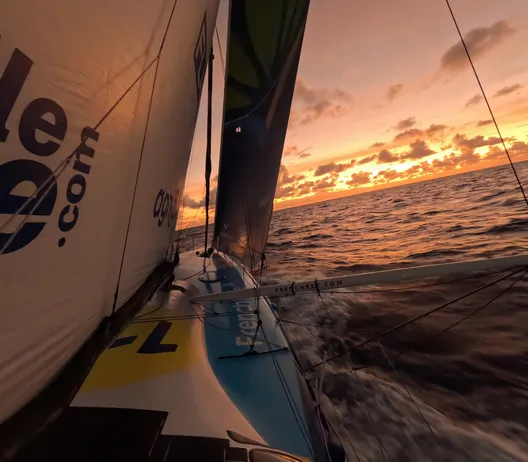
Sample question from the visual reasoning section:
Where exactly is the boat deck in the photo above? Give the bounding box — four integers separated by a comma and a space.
11, 251, 315, 461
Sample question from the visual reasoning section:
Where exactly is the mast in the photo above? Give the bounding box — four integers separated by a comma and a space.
204, 46, 214, 268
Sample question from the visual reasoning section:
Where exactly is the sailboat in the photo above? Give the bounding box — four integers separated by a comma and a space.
1, 0, 527, 461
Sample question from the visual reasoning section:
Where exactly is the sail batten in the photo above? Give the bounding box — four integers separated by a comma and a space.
213, 0, 310, 266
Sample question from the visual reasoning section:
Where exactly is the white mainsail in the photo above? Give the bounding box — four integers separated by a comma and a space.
0, 0, 219, 423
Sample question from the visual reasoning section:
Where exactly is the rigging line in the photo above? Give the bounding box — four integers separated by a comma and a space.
111, 1, 179, 313
444, 0, 528, 207
214, 27, 226, 75
134, 295, 166, 320
358, 268, 528, 381
307, 266, 525, 372
434, 268, 528, 337
131, 309, 244, 324
280, 319, 324, 329
251, 264, 314, 455
315, 397, 333, 462
325, 399, 362, 462
258, 311, 315, 459
369, 266, 520, 320
0, 56, 159, 252
375, 340, 448, 462
204, 48, 214, 270
323, 266, 518, 294
182, 257, 212, 280
111, 54, 163, 317
0, 1, 179, 254
318, 292, 388, 460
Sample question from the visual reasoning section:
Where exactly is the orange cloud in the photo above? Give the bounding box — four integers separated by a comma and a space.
283, 145, 311, 158
314, 160, 355, 176
394, 116, 417, 131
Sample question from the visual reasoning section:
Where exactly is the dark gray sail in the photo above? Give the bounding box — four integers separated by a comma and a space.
213, 0, 310, 266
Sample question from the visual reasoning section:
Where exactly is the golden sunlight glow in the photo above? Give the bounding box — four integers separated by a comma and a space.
181, 0, 528, 227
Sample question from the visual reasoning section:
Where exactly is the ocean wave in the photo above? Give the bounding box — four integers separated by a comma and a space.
483, 218, 528, 235
501, 198, 524, 207
297, 243, 318, 249
476, 190, 509, 202
301, 233, 333, 240
407, 249, 465, 259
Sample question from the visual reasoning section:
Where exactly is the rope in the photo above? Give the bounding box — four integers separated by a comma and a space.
318, 292, 388, 460
215, 26, 226, 75
444, 0, 528, 207
0, 1, 181, 255
307, 266, 525, 372
376, 340, 448, 461
323, 266, 516, 294
111, 0, 179, 316
203, 48, 214, 270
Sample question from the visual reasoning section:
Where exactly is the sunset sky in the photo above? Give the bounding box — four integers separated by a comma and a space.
180, 0, 528, 229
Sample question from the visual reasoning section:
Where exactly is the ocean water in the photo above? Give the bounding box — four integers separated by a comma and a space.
180, 163, 528, 461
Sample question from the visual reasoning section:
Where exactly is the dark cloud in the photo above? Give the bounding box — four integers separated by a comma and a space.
292, 79, 353, 126
275, 185, 296, 199
394, 123, 448, 143
452, 133, 501, 153
400, 139, 436, 160
439, 20, 515, 75
370, 141, 385, 148
283, 145, 311, 158
314, 160, 355, 176
485, 145, 504, 160
477, 119, 493, 127
494, 84, 522, 97
395, 117, 416, 131
183, 195, 202, 210
277, 164, 305, 187
425, 124, 448, 140
377, 149, 399, 164
393, 128, 424, 142
508, 141, 528, 157
312, 176, 337, 190
465, 94, 482, 108
375, 169, 401, 182
386, 83, 404, 102
357, 154, 377, 165
183, 187, 217, 210
484, 141, 527, 161
346, 171, 371, 187
283, 145, 298, 156
433, 151, 481, 169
